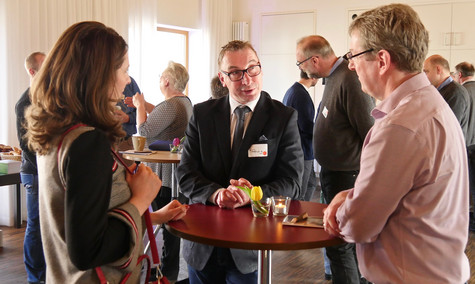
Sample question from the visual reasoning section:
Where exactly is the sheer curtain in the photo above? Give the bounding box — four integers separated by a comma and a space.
0, 0, 130, 146
126, 0, 158, 94
0, 0, 147, 226
201, 0, 233, 81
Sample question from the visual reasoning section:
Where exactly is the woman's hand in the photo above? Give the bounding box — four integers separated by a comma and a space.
150, 199, 189, 224
133, 92, 149, 125
132, 92, 145, 108
126, 163, 161, 215
124, 94, 136, 108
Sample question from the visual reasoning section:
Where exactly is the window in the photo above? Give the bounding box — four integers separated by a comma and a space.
156, 27, 189, 96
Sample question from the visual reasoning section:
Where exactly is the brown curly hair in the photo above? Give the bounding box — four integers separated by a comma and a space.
26, 21, 127, 154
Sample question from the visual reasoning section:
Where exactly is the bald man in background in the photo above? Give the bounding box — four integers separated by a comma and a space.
454, 61, 475, 231
424, 54, 470, 142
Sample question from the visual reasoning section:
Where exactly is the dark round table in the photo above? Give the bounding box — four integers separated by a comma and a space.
166, 200, 342, 284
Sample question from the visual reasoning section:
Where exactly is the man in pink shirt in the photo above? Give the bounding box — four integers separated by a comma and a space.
323, 4, 470, 283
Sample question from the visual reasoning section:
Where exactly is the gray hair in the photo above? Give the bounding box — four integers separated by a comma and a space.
297, 35, 334, 59
349, 4, 429, 73
455, 62, 475, 77
162, 61, 189, 92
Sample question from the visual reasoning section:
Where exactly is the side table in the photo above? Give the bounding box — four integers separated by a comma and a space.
0, 173, 22, 228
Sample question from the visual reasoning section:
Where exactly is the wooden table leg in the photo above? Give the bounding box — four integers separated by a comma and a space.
258, 249, 272, 284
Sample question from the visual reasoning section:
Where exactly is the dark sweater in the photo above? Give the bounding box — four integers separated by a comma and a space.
283, 82, 315, 160
313, 59, 375, 171
15, 88, 37, 174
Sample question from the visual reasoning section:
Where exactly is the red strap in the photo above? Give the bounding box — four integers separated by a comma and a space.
110, 149, 161, 265
145, 210, 160, 264
57, 123, 89, 157
96, 254, 152, 284
119, 254, 151, 284
95, 267, 108, 284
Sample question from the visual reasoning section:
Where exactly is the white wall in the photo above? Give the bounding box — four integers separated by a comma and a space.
232, 0, 475, 104
233, 0, 475, 57
158, 0, 201, 29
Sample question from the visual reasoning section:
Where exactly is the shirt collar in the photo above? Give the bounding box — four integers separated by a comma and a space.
437, 76, 453, 91
462, 78, 475, 85
373, 73, 432, 119
328, 57, 344, 77
229, 93, 261, 114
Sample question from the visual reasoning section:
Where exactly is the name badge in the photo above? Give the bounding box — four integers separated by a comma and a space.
322, 106, 328, 118
248, 144, 268, 158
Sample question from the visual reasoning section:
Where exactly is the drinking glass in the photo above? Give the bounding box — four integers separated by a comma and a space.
251, 198, 271, 217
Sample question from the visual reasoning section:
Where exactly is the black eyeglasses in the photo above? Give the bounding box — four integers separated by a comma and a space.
221, 64, 262, 82
296, 56, 315, 67
344, 49, 374, 60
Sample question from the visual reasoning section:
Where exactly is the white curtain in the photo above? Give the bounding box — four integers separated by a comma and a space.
0, 0, 150, 146
201, 0, 233, 81
0, 0, 233, 145
126, 0, 158, 91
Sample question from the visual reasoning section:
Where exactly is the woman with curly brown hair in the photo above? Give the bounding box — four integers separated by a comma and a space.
25, 21, 188, 283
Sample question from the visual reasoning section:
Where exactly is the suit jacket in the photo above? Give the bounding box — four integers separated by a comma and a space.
176, 92, 304, 274
463, 81, 475, 146
440, 80, 470, 142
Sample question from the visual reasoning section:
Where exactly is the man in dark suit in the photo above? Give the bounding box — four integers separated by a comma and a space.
454, 61, 475, 146
176, 40, 304, 283
424, 54, 470, 141
454, 61, 475, 231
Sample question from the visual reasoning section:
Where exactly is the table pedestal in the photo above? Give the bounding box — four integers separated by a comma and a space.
258, 249, 272, 284
171, 163, 178, 199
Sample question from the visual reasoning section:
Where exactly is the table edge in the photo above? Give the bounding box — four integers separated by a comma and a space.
122, 152, 180, 163
165, 223, 343, 251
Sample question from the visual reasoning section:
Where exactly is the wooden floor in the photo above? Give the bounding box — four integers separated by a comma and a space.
1, 222, 475, 283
